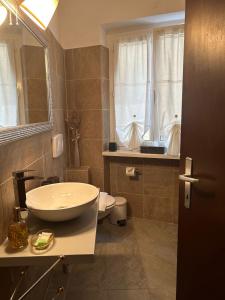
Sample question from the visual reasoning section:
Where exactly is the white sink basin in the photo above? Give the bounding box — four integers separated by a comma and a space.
26, 183, 99, 222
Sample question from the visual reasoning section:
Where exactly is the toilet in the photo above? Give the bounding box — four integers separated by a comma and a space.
98, 192, 116, 220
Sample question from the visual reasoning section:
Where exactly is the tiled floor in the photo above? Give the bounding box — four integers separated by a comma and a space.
44, 218, 177, 300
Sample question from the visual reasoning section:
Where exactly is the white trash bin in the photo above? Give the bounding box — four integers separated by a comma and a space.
109, 197, 127, 226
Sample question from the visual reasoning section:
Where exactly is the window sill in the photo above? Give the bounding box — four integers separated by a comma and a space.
102, 150, 180, 160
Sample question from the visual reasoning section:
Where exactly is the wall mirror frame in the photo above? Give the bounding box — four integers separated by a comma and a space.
0, 0, 53, 145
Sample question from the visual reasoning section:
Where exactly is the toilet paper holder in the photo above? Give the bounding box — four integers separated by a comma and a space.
126, 167, 142, 177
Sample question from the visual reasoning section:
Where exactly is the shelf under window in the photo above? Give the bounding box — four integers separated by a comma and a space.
102, 150, 180, 160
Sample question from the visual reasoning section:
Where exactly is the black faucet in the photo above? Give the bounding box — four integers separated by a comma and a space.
13, 170, 43, 208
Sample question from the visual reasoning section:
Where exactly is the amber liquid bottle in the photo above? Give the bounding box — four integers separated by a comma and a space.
8, 207, 29, 250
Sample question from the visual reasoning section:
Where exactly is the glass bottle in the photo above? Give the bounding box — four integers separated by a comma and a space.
8, 207, 29, 250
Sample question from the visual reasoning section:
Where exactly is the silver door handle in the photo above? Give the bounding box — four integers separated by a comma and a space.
179, 174, 199, 183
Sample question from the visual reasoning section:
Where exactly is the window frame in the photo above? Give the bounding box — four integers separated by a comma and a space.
107, 23, 184, 150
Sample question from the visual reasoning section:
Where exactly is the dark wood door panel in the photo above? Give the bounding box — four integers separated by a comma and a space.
177, 0, 225, 299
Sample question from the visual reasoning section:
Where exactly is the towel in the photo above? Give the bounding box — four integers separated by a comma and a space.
98, 192, 108, 212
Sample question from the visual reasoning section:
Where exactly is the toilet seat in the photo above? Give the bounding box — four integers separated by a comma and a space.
98, 193, 116, 220
105, 194, 116, 209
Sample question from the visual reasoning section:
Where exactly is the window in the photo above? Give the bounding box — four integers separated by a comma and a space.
0, 40, 18, 127
109, 25, 184, 151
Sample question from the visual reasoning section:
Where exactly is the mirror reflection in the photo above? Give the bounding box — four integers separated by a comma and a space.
0, 3, 49, 129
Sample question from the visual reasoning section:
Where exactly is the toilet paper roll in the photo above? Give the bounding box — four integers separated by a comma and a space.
126, 167, 136, 177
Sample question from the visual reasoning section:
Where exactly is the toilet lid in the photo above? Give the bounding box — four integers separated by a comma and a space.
105, 195, 116, 208
114, 196, 127, 206
100, 193, 115, 208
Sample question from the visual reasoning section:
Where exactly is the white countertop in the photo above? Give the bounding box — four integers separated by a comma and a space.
102, 150, 180, 160
0, 201, 98, 267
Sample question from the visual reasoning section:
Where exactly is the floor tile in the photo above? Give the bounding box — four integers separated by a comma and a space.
107, 289, 151, 300
68, 256, 106, 290
98, 220, 148, 290
41, 218, 177, 300
142, 254, 176, 300
102, 254, 148, 290
65, 289, 108, 300
133, 218, 177, 264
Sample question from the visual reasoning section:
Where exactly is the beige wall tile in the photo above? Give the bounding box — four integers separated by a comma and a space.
109, 161, 118, 194
79, 110, 103, 139
107, 158, 180, 222
41, 132, 53, 155
73, 46, 102, 80
90, 168, 104, 190
66, 79, 103, 111
0, 179, 16, 242
21, 45, 46, 79
0, 134, 46, 184
65, 45, 109, 171
102, 109, 110, 140
44, 151, 65, 181
75, 79, 102, 110
28, 110, 49, 123
64, 167, 90, 183
26, 79, 48, 110
143, 163, 179, 198
26, 157, 45, 192
68, 138, 75, 168
100, 46, 109, 79
143, 195, 174, 223
103, 157, 110, 193
54, 40, 65, 80
66, 80, 77, 110
52, 109, 66, 135
79, 139, 104, 169
65, 49, 75, 80
117, 165, 143, 194
52, 77, 66, 110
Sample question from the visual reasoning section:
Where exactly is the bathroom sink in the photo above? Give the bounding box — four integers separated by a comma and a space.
26, 183, 99, 222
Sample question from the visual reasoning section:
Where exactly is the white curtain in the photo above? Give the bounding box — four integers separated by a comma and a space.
111, 26, 184, 152
166, 123, 181, 156
0, 40, 18, 128
112, 32, 153, 150
154, 26, 184, 144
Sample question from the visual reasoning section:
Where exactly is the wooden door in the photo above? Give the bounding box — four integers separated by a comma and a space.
177, 0, 225, 299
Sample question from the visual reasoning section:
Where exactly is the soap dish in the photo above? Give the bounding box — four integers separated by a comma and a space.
31, 229, 54, 250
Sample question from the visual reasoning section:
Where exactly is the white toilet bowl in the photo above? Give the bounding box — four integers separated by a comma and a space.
98, 193, 116, 220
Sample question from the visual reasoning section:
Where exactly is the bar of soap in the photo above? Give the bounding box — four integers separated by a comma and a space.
34, 232, 52, 248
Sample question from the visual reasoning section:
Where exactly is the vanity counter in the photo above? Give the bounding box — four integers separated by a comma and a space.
0, 201, 98, 267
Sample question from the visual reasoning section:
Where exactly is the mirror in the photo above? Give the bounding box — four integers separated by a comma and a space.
0, 2, 50, 130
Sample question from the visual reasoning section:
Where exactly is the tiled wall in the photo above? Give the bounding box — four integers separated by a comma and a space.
21, 45, 48, 123
0, 31, 67, 244
65, 45, 110, 190
64, 45, 180, 224
107, 157, 180, 223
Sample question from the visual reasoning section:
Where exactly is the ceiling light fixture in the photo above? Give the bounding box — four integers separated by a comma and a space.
18, 0, 59, 30
0, 4, 7, 26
